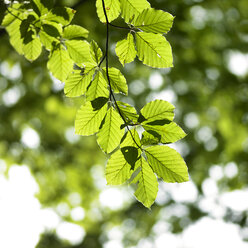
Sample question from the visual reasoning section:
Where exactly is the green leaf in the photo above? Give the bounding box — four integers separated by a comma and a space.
39, 29, 58, 50
63, 25, 89, 39
75, 100, 108, 136
6, 19, 23, 55
1, 4, 22, 26
47, 46, 74, 82
115, 33, 136, 66
43, 7, 75, 26
145, 146, 189, 183
135, 32, 173, 68
65, 66, 96, 97
142, 122, 187, 144
121, 129, 141, 149
134, 157, 158, 208
120, 0, 150, 23
140, 99, 175, 123
32, 0, 53, 16
41, 23, 62, 38
102, 67, 128, 95
133, 8, 174, 34
141, 130, 160, 145
65, 40, 94, 64
23, 35, 42, 61
90, 41, 103, 64
106, 149, 132, 185
97, 107, 124, 153
96, 0, 121, 23
86, 71, 109, 101
117, 101, 139, 123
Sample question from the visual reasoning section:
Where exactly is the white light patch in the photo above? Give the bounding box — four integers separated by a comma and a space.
224, 162, 238, 178
220, 189, 248, 212
65, 127, 80, 144
99, 188, 132, 210
184, 112, 199, 129
196, 126, 213, 143
56, 222, 85, 245
162, 181, 198, 203
71, 207, 85, 222
0, 159, 7, 173
227, 51, 248, 77
2, 86, 22, 106
190, 6, 207, 29
182, 217, 248, 248
202, 178, 218, 197
129, 80, 145, 95
104, 240, 123, 248
50, 74, 65, 92
148, 89, 177, 104
0, 166, 42, 248
0, 62, 22, 80
155, 233, 181, 248
21, 127, 40, 149
148, 71, 163, 90
209, 165, 224, 181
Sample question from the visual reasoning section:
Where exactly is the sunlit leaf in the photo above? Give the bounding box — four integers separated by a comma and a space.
90, 41, 103, 64
134, 8, 174, 34
97, 107, 124, 153
63, 25, 89, 39
135, 32, 173, 68
115, 33, 136, 66
75, 100, 108, 136
23, 34, 42, 61
117, 101, 139, 123
96, 0, 121, 23
145, 145, 189, 183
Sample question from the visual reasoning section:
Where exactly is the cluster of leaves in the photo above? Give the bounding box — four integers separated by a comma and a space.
2, 0, 189, 208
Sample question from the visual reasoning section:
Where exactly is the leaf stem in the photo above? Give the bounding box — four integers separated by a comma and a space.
101, 0, 143, 150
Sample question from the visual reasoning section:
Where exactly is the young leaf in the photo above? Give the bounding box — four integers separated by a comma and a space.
140, 99, 175, 123
102, 67, 128, 95
42, 7, 75, 26
142, 122, 187, 144
134, 157, 158, 208
65, 40, 94, 64
23, 34, 42, 61
97, 107, 124, 153
117, 101, 139, 123
75, 100, 108, 136
86, 71, 109, 101
47, 46, 74, 82
41, 22, 62, 38
32, 0, 53, 16
90, 41, 103, 64
145, 146, 189, 183
106, 149, 132, 185
121, 129, 141, 149
141, 130, 160, 145
115, 33, 136, 66
2, 4, 22, 26
39, 29, 58, 50
135, 32, 173, 68
120, 0, 150, 23
65, 66, 95, 97
96, 0, 121, 23
63, 25, 89, 39
133, 8, 174, 34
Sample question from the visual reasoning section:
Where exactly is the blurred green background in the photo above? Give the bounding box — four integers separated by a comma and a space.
0, 0, 248, 247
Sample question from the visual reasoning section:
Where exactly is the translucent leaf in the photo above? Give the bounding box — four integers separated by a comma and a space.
135, 32, 173, 68
145, 146, 189, 183
41, 23, 62, 38
1, 4, 22, 26
106, 149, 132, 185
116, 101, 138, 123
121, 129, 141, 149
65, 66, 96, 97
96, 0, 121, 23
39, 29, 58, 50
115, 33, 136, 66
141, 131, 160, 145
142, 122, 187, 144
32, 0, 53, 16
140, 99, 175, 123
75, 99, 108, 136
65, 40, 94, 64
97, 107, 124, 153
47, 46, 74, 82
120, 0, 150, 23
134, 157, 158, 208
43, 7, 75, 26
63, 25, 89, 39
87, 71, 109, 101
23, 35, 42, 61
90, 41, 103, 64
6, 19, 23, 55
133, 8, 174, 34
102, 67, 128, 95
